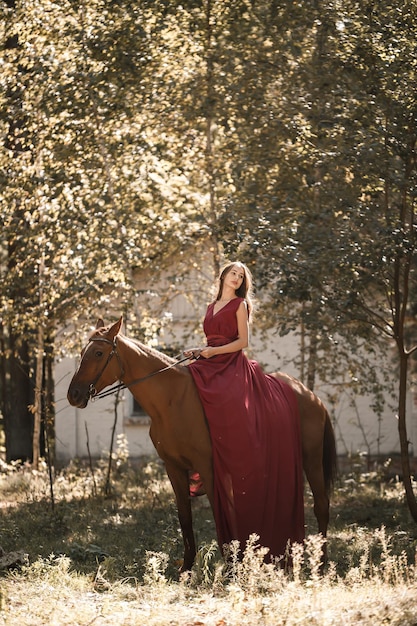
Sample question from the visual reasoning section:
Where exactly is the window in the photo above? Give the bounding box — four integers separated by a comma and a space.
123, 344, 179, 426
124, 392, 150, 426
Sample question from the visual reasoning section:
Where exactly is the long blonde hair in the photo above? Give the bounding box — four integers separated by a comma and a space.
215, 261, 255, 320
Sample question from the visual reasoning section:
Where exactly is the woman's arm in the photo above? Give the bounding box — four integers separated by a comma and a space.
199, 300, 249, 359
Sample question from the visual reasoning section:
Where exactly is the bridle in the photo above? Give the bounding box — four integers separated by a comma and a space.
86, 336, 190, 401
87, 336, 122, 400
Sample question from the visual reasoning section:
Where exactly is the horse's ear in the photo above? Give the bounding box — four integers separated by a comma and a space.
108, 316, 123, 340
96, 319, 105, 329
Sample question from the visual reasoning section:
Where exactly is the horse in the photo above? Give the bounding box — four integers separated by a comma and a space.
67, 317, 337, 571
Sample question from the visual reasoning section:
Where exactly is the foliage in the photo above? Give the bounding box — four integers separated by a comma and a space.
218, 0, 417, 388
0, 0, 416, 515
1, 0, 164, 340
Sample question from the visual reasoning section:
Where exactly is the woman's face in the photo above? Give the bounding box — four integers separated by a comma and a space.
223, 264, 245, 293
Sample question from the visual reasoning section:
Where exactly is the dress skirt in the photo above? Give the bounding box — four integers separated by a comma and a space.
188, 298, 305, 560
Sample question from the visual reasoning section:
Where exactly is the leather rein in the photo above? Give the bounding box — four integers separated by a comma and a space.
87, 336, 190, 401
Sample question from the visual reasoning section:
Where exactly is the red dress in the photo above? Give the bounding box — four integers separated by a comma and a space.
188, 297, 305, 560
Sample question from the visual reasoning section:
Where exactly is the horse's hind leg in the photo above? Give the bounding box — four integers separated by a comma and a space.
165, 461, 196, 572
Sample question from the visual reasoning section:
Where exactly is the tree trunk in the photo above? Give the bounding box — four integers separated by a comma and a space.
44, 344, 55, 464
32, 325, 44, 469
32, 253, 45, 469
397, 350, 417, 521
204, 0, 221, 275
3, 332, 33, 462
394, 126, 417, 521
2, 0, 33, 463
306, 332, 318, 392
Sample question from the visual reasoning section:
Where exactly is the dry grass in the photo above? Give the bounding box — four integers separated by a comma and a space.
0, 453, 417, 625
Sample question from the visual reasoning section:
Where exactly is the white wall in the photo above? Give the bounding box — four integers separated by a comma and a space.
55, 357, 155, 463
55, 265, 416, 462
247, 328, 417, 458
55, 324, 417, 463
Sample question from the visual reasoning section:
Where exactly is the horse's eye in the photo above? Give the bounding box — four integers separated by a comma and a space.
95, 350, 103, 357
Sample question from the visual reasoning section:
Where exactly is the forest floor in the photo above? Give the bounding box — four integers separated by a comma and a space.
0, 456, 416, 625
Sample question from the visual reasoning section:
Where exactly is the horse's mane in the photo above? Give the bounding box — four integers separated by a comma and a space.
89, 325, 177, 368
126, 335, 176, 367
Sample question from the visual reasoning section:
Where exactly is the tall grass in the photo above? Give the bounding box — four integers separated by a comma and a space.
0, 455, 416, 625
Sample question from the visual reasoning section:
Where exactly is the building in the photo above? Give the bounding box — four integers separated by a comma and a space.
55, 272, 417, 469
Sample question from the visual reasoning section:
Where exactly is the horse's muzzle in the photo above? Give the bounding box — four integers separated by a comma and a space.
67, 384, 90, 408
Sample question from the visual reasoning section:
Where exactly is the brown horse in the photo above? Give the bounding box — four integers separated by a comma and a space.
67, 317, 337, 571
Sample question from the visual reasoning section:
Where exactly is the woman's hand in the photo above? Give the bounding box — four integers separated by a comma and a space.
184, 346, 217, 359
199, 346, 216, 359
183, 348, 202, 359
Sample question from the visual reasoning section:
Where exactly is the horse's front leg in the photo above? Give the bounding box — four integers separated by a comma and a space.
164, 460, 196, 572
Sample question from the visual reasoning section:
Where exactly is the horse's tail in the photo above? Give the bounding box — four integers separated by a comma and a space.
323, 410, 338, 496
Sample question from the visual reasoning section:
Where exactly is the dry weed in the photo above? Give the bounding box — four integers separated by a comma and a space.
0, 461, 416, 625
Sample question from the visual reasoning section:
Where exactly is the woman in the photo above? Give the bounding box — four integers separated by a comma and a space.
185, 261, 305, 562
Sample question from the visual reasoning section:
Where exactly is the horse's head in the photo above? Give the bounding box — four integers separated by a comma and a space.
67, 317, 123, 408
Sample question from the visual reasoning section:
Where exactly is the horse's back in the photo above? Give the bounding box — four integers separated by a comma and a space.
270, 371, 329, 452
270, 371, 324, 407
272, 371, 337, 490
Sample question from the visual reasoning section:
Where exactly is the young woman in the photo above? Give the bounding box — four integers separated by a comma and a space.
185, 261, 305, 562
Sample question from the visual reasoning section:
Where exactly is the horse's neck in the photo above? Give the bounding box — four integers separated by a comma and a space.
116, 335, 179, 419
118, 334, 170, 378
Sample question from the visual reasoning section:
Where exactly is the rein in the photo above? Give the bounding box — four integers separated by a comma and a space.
88, 336, 191, 401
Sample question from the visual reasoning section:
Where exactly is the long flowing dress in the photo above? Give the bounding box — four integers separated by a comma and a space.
188, 297, 305, 561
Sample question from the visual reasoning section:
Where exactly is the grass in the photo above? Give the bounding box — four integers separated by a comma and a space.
0, 451, 417, 625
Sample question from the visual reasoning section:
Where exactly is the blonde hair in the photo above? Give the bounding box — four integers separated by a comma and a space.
215, 261, 255, 320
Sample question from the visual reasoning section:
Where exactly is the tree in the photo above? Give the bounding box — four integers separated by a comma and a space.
0, 0, 196, 462
1, 0, 415, 501
218, 1, 417, 517
332, 0, 417, 518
